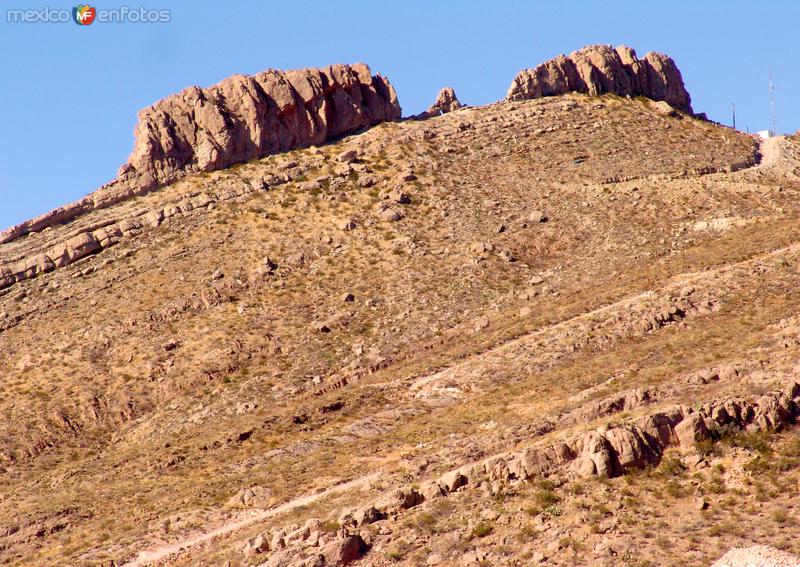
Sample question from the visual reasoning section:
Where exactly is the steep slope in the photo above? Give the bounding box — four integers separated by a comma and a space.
3, 70, 800, 566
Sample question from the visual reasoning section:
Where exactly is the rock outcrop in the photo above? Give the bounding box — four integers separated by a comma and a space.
506, 44, 692, 113
116, 62, 400, 191
0, 63, 400, 246
426, 87, 463, 116
243, 381, 800, 565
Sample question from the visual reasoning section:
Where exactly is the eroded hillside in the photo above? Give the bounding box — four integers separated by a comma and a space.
2, 89, 800, 567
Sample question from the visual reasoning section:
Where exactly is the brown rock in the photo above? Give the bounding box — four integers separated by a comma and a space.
507, 44, 692, 113
675, 414, 710, 448
426, 87, 463, 116
440, 470, 468, 492
339, 218, 357, 231
321, 535, 367, 565
387, 189, 411, 204
119, 64, 400, 192
337, 149, 359, 164
379, 207, 403, 222
603, 426, 661, 472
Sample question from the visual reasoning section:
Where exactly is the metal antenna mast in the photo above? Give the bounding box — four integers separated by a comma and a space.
769, 69, 776, 134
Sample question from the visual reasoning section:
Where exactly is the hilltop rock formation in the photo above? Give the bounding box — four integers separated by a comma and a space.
117, 62, 401, 190
0, 63, 400, 245
427, 87, 463, 115
507, 44, 692, 113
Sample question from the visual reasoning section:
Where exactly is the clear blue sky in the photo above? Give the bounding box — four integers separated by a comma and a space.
2, 0, 798, 231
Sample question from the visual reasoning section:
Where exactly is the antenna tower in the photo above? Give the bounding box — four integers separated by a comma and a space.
769, 69, 776, 134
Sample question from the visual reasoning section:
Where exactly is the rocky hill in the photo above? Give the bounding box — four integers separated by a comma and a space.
2, 46, 800, 567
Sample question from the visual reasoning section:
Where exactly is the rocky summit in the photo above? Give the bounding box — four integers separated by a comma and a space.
0, 63, 399, 247
117, 63, 401, 191
2, 46, 800, 567
507, 44, 693, 113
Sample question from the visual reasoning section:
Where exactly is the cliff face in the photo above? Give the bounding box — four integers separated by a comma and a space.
506, 45, 692, 113
0, 63, 400, 245
117, 62, 401, 190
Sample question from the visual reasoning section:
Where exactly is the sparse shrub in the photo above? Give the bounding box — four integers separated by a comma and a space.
471, 521, 493, 538
726, 430, 773, 455
658, 453, 686, 478
664, 479, 686, 498
319, 520, 340, 532
559, 536, 583, 552
543, 504, 563, 517
533, 488, 560, 507
696, 438, 723, 457
772, 509, 791, 524
568, 482, 585, 496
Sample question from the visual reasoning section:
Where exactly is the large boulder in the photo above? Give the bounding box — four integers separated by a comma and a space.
506, 44, 692, 113
674, 414, 710, 449
320, 535, 368, 565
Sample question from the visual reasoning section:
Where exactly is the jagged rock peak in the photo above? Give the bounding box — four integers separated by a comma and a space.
118, 62, 401, 191
506, 44, 692, 113
427, 87, 463, 115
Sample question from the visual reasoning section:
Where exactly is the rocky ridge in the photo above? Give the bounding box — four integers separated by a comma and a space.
235, 380, 800, 565
507, 44, 692, 113
0, 63, 400, 246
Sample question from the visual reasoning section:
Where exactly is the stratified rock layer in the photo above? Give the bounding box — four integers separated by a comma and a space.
507, 44, 692, 113
0, 63, 400, 245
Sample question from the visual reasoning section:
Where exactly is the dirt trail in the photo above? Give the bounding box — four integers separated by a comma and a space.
759, 135, 784, 167
121, 472, 381, 567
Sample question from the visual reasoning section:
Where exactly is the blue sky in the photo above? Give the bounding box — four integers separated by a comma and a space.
1, 0, 798, 231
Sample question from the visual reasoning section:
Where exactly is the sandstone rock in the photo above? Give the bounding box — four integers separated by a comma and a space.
441, 471, 468, 492
353, 506, 384, 525
321, 534, 367, 565
507, 45, 692, 113
529, 210, 547, 223
379, 207, 403, 222
118, 64, 400, 192
674, 414, 710, 448
387, 189, 411, 204
603, 426, 661, 472
426, 87, 463, 116
226, 485, 274, 509
313, 321, 332, 333
339, 218, 357, 231
573, 431, 615, 477
337, 149, 359, 164
469, 242, 493, 255
375, 488, 424, 514
358, 174, 378, 188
